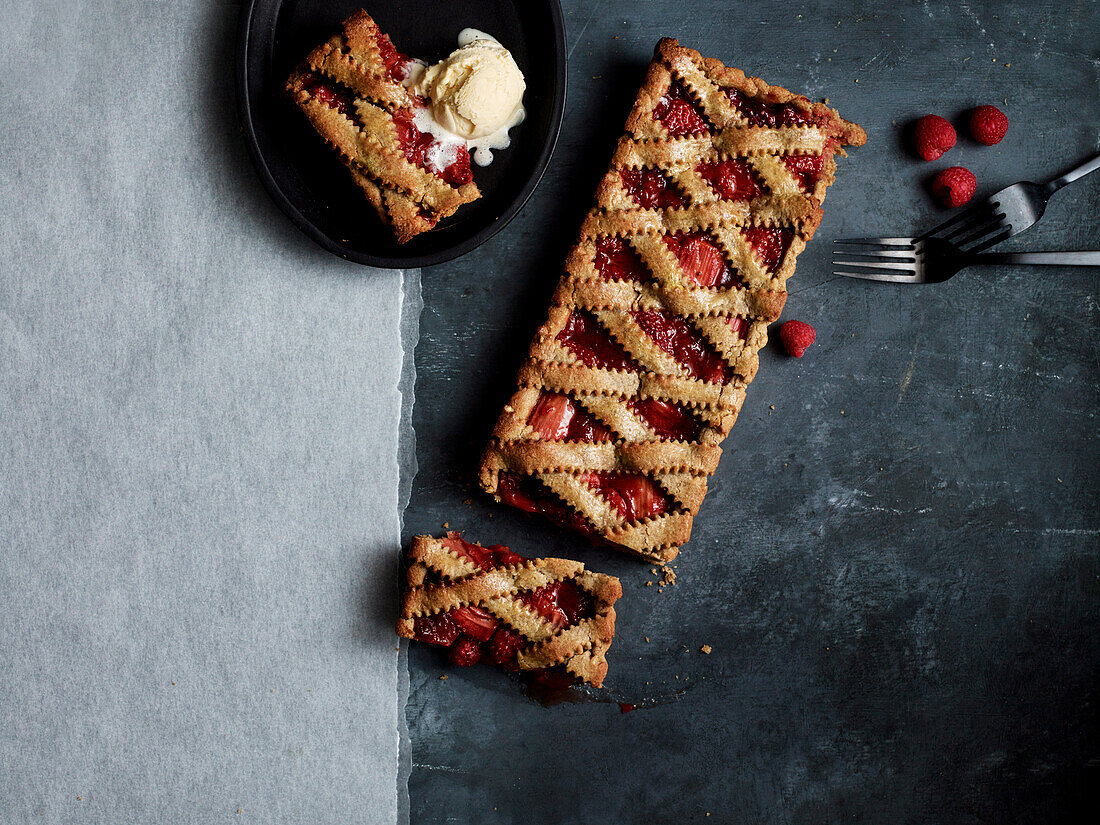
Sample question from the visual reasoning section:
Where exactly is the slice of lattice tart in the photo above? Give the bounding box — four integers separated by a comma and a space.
397, 533, 622, 687
479, 38, 866, 562
286, 10, 480, 243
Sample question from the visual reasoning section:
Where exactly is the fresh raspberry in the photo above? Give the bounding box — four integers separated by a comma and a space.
913, 114, 957, 161
932, 166, 977, 208
969, 105, 1009, 145
779, 320, 816, 358
447, 635, 482, 667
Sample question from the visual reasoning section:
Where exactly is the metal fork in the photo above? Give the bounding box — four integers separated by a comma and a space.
833, 237, 1100, 284
915, 151, 1100, 253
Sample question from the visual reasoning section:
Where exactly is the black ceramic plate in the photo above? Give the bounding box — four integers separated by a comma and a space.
237, 0, 566, 268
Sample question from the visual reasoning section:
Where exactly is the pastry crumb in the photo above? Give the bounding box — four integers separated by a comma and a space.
645, 581, 653, 587
701, 645, 712, 654
439, 674, 448, 680
660, 565, 676, 587
503, 405, 514, 413
441, 522, 449, 529
645, 636, 650, 643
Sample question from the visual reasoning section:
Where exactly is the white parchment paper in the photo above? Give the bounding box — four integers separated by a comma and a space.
1, 1, 407, 821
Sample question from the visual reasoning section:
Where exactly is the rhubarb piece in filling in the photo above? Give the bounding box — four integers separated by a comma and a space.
780, 153, 826, 193
580, 472, 672, 524
556, 310, 639, 373
627, 397, 703, 441
631, 309, 732, 384
593, 236, 649, 283
653, 81, 710, 137
528, 392, 613, 442
620, 168, 687, 209
725, 87, 823, 128
663, 231, 739, 289
741, 226, 794, 274
696, 158, 764, 202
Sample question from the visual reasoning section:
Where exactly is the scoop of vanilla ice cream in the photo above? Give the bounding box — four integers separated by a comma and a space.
413, 36, 525, 140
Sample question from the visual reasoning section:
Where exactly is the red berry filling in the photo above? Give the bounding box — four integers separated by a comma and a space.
626, 398, 702, 441
556, 310, 638, 373
442, 534, 524, 570
780, 153, 825, 193
593, 236, 649, 283
299, 73, 353, 116
375, 32, 412, 83
631, 309, 732, 384
413, 611, 461, 647
392, 109, 472, 187
696, 158, 763, 202
742, 226, 793, 274
497, 472, 597, 538
725, 88, 821, 128
619, 168, 687, 209
486, 627, 524, 669
653, 81, 710, 137
728, 316, 750, 340
520, 580, 594, 629
579, 472, 671, 523
662, 231, 739, 289
528, 392, 613, 442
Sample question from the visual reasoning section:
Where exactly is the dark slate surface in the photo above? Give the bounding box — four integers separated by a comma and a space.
401, 1, 1100, 822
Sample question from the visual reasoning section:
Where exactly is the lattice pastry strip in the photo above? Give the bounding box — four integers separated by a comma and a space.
397, 534, 622, 687
286, 10, 481, 243
480, 38, 865, 560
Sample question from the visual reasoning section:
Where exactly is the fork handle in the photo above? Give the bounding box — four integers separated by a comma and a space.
974, 251, 1100, 266
1045, 151, 1100, 195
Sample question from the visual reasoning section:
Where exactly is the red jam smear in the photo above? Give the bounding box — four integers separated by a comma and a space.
556, 310, 638, 373
696, 158, 763, 202
579, 472, 671, 523
742, 226, 794, 274
392, 109, 473, 187
528, 392, 613, 442
620, 168, 687, 209
519, 580, 594, 629
728, 316, 750, 340
443, 534, 524, 569
626, 398, 702, 441
780, 153, 825, 193
662, 232, 738, 289
299, 73, 353, 116
593, 237, 648, 283
725, 88, 822, 128
375, 32, 412, 83
653, 81, 710, 137
631, 309, 732, 384
497, 472, 597, 538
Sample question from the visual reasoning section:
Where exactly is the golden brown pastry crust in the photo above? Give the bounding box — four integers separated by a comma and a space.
479, 38, 864, 561
396, 534, 623, 687
285, 10, 480, 243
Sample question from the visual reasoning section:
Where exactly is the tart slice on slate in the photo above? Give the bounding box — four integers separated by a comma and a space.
397, 533, 622, 687
479, 38, 866, 562
286, 10, 480, 242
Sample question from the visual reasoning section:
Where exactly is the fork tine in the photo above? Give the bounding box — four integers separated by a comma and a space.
833, 237, 917, 246
915, 205, 988, 240
831, 258, 918, 272
964, 227, 1013, 255
830, 248, 917, 259
833, 269, 921, 283
951, 216, 1008, 249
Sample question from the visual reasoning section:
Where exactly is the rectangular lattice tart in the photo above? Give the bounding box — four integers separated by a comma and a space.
479, 38, 866, 562
286, 10, 480, 243
397, 533, 622, 687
